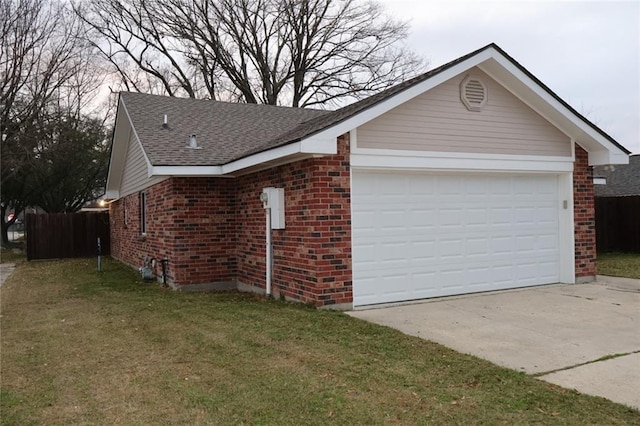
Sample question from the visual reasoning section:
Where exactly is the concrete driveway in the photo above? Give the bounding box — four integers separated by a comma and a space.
348, 276, 640, 410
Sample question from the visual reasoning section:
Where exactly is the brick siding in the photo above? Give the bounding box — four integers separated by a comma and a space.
110, 179, 174, 281
110, 178, 237, 287
110, 134, 352, 306
573, 144, 597, 278
110, 136, 596, 305
235, 134, 352, 306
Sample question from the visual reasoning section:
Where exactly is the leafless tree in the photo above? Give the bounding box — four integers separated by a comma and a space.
77, 0, 426, 107
73, 0, 200, 97
0, 0, 106, 246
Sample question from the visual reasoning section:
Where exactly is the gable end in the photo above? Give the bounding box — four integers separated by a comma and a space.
356, 68, 572, 158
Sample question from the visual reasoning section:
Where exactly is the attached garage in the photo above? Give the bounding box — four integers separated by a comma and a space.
352, 171, 563, 306
347, 62, 586, 307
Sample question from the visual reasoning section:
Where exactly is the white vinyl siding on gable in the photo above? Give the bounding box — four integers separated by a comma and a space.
120, 130, 168, 198
357, 67, 571, 157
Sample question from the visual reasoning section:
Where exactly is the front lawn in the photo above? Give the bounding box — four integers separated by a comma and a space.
1, 258, 638, 425
0, 247, 26, 264
598, 252, 640, 279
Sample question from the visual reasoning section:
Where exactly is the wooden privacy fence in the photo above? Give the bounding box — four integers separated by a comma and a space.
26, 212, 110, 260
595, 196, 640, 253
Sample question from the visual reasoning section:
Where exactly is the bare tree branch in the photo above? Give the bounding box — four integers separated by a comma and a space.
77, 0, 427, 106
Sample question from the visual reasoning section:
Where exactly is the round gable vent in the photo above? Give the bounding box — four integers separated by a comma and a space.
460, 75, 487, 111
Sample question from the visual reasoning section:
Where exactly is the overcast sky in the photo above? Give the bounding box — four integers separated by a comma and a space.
380, 0, 640, 154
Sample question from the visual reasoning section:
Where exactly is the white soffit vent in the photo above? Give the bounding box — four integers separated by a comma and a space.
460, 75, 487, 111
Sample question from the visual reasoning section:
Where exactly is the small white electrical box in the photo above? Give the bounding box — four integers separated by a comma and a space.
261, 187, 285, 229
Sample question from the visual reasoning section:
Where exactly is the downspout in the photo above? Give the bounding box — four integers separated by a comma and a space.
265, 207, 272, 296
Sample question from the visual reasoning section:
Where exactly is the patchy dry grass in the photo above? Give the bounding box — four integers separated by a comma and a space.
598, 252, 640, 279
0, 248, 26, 264
1, 258, 638, 425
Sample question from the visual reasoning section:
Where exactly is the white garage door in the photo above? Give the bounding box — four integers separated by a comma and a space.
352, 171, 561, 306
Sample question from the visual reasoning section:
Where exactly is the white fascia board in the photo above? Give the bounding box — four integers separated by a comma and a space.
479, 54, 628, 163
148, 139, 336, 177
588, 150, 630, 166
222, 142, 303, 174
105, 101, 129, 194
104, 189, 120, 200
150, 165, 224, 176
118, 100, 155, 178
351, 151, 574, 173
300, 137, 337, 154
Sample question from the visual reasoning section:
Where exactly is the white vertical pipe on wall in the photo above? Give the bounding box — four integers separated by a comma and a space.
265, 207, 272, 296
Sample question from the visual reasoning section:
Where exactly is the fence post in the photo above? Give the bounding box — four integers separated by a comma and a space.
97, 237, 102, 272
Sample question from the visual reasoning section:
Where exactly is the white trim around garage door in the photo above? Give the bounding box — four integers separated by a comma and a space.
349, 129, 575, 174
350, 161, 575, 307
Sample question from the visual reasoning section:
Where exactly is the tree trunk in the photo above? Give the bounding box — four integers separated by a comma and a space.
1, 204, 10, 247
1, 204, 21, 248
1, 222, 9, 247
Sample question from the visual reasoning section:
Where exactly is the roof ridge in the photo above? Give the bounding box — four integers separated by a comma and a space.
120, 91, 330, 114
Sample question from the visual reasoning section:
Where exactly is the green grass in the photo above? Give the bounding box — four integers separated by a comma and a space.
1, 258, 638, 425
598, 252, 640, 279
0, 247, 26, 264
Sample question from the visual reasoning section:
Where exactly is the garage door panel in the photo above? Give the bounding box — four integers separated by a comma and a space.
354, 210, 377, 230
409, 210, 437, 229
467, 267, 492, 285
410, 240, 437, 261
515, 207, 537, 224
352, 171, 561, 306
466, 208, 488, 226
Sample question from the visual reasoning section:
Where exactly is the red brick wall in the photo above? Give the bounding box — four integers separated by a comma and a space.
573, 144, 597, 278
235, 134, 352, 306
110, 135, 353, 306
110, 178, 237, 287
110, 178, 174, 278
168, 178, 237, 285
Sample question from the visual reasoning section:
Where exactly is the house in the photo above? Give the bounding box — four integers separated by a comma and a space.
105, 43, 630, 309
593, 154, 640, 252
593, 154, 640, 197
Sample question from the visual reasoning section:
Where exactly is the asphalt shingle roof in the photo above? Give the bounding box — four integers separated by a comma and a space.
121, 93, 329, 166
594, 155, 640, 197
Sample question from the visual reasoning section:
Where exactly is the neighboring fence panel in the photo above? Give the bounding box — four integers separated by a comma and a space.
596, 196, 640, 253
26, 212, 110, 260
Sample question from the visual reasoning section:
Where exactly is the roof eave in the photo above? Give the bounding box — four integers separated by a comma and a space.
105, 95, 160, 200
148, 137, 337, 177
477, 51, 629, 165
104, 97, 128, 200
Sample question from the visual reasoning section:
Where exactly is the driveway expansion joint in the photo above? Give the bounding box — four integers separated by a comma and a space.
532, 350, 640, 378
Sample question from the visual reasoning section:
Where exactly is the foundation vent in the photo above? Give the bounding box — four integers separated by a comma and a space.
460, 75, 487, 111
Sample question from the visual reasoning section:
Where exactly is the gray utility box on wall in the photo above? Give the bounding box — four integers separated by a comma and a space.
261, 187, 285, 229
